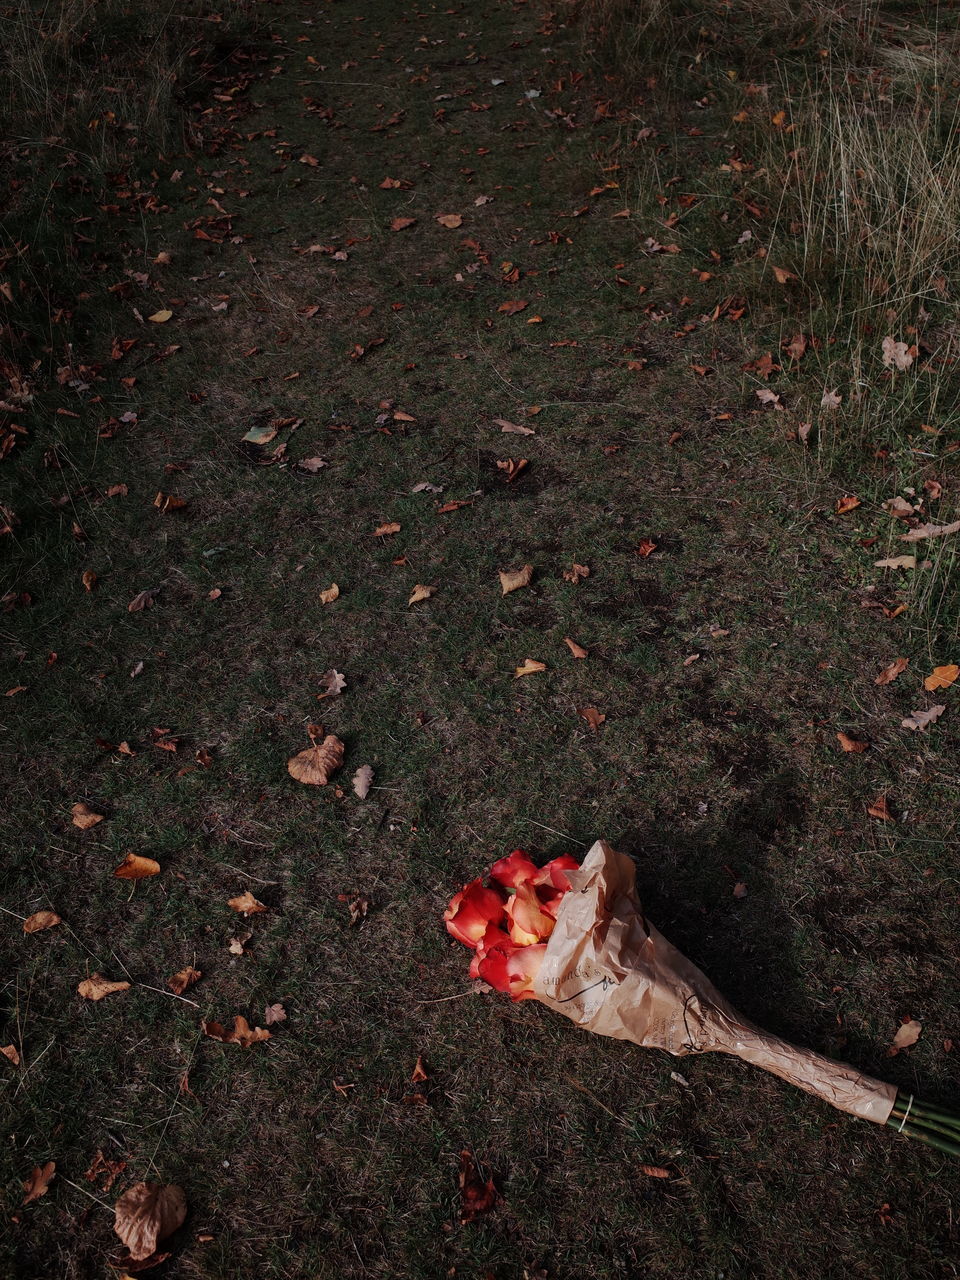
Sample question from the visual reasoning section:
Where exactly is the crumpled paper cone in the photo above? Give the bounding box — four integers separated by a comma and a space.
533, 840, 896, 1124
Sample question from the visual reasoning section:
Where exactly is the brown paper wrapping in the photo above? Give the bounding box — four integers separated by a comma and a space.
533, 840, 896, 1125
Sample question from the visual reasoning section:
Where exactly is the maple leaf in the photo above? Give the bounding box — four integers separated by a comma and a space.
167, 967, 201, 995
408, 583, 436, 606
70, 802, 104, 830
264, 1002, 287, 1026
352, 764, 374, 799
901, 705, 945, 731
22, 1161, 56, 1205
319, 583, 340, 604
77, 973, 131, 1000
317, 669, 347, 698
227, 891, 267, 916
113, 853, 161, 880
459, 1151, 497, 1224
23, 909, 61, 933
564, 637, 588, 659
287, 729, 345, 785
202, 1015, 271, 1048
113, 1182, 187, 1261
888, 1019, 922, 1055
836, 731, 869, 753
874, 657, 908, 685
499, 564, 533, 595
881, 336, 915, 371
917, 664, 957, 696
514, 659, 547, 677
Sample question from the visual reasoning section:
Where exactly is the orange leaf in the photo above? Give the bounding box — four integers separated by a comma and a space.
459, 1150, 497, 1223
514, 658, 547, 678
319, 582, 340, 604
564, 636, 588, 659
498, 564, 533, 595
1, 1044, 20, 1066
373, 521, 401, 536
435, 213, 462, 228
71, 802, 104, 830
23, 910, 62, 934
390, 217, 416, 231
836, 731, 869, 753
836, 495, 861, 514
167, 967, 201, 995
636, 538, 658, 557
77, 973, 130, 1000
638, 1165, 671, 1178
287, 733, 345, 785
577, 706, 606, 731
22, 1161, 56, 1205
875, 657, 908, 686
227, 891, 267, 916
497, 300, 528, 315
202, 1015, 271, 1048
867, 794, 894, 821
924, 663, 959, 691
113, 853, 160, 880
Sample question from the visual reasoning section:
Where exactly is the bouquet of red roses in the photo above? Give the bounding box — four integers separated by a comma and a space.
445, 840, 960, 1156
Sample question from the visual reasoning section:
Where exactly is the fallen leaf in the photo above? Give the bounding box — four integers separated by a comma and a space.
1, 1044, 20, 1066
390, 216, 417, 231
755, 388, 783, 410
228, 934, 250, 956
408, 583, 436, 605
820, 388, 842, 411
264, 1002, 287, 1026
837, 731, 869, 753
514, 659, 547, 677
373, 521, 401, 537
636, 538, 658, 557
901, 705, 945, 731
924, 664, 959, 691
563, 563, 590, 584
167, 967, 201, 995
348, 895, 369, 925
459, 1150, 497, 1224
494, 418, 535, 435
81, 570, 97, 592
127, 588, 157, 613
113, 1182, 187, 1261
564, 637, 588, 659
638, 1165, 672, 1179
499, 564, 533, 595
868, 794, 894, 821
227, 891, 267, 916
202, 1015, 271, 1048
771, 265, 796, 284
317, 669, 347, 698
352, 764, 374, 799
83, 1149, 126, 1192
883, 496, 916, 519
497, 300, 528, 315
319, 583, 340, 604
836, 495, 861, 514
147, 309, 173, 324
78, 973, 131, 1000
22, 1161, 56, 1205
287, 731, 345, 785
874, 555, 916, 570
901, 520, 960, 542
23, 910, 61, 933
577, 706, 605, 731
297, 456, 328, 473
496, 457, 528, 482
70, 802, 104, 830
436, 213, 462, 228
875, 657, 908, 686
114, 853, 160, 880
881, 336, 915, 371
889, 1019, 922, 1055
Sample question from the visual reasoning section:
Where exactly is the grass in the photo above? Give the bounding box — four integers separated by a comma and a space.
2, 0, 960, 1276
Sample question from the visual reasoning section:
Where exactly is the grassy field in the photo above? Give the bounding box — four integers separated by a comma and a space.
2, 0, 960, 1275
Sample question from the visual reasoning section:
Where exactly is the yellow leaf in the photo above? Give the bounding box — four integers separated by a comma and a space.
227, 891, 267, 915
435, 213, 462, 228
148, 309, 173, 323
77, 973, 131, 1000
514, 658, 547, 678
319, 582, 340, 604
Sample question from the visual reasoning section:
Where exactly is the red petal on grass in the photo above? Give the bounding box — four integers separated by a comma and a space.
478, 941, 546, 1000
444, 879, 506, 948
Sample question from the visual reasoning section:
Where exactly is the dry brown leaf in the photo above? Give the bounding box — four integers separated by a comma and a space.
837, 731, 869, 753
408, 583, 436, 606
883, 496, 916, 519
264, 1002, 287, 1025
881, 336, 915, 371
563, 563, 590, 584
874, 555, 916, 570
167, 967, 201, 995
564, 636, 588, 659
147, 309, 173, 324
867, 794, 894, 821
499, 564, 533, 595
497, 299, 528, 315
81, 570, 97, 592
494, 418, 535, 435
636, 538, 658, 558
297, 456, 328, 474
319, 582, 340, 604
113, 853, 160, 880
889, 1019, 922, 1055
127, 588, 157, 613
496, 456, 529, 482
514, 658, 547, 678
771, 266, 796, 284
24, 909, 62, 934
390, 216, 417, 231
820, 388, 842, 411
202, 1015, 271, 1048
577, 706, 606, 731
459, 1150, 497, 1224
352, 764, 374, 799
836, 495, 861, 514
22, 1161, 56, 1205
755, 388, 783, 410
227, 891, 267, 916
411, 1055, 429, 1083
901, 519, 960, 542
875, 657, 908, 686
317, 669, 347, 698
924, 664, 959, 691
113, 1182, 187, 1261
71, 802, 104, 830
436, 213, 462, 228
78, 973, 131, 1001
373, 521, 401, 537
901, 704, 946, 731
287, 732, 345, 785
2, 1044, 20, 1066
348, 894, 370, 925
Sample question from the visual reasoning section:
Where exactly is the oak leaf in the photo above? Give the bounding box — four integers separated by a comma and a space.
820, 388, 842, 411
563, 563, 590, 584
499, 564, 533, 595
202, 1015, 271, 1048
78, 973, 130, 1000
23, 909, 61, 933
113, 1181, 187, 1261
22, 1161, 56, 1205
901, 519, 960, 542
113, 853, 160, 880
874, 657, 908, 685
317, 669, 347, 698
287, 731, 344, 785
902, 705, 945, 731
71, 802, 104, 829
924, 664, 958, 692
577, 706, 606, 731
874, 555, 916, 570
264, 1002, 287, 1025
167, 967, 201, 995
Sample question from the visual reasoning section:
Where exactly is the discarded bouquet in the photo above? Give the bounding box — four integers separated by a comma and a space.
445, 840, 960, 1157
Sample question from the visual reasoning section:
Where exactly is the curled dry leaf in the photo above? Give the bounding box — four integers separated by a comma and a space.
881, 336, 915, 371
901, 519, 960, 542
563, 563, 590, 584
71, 802, 104, 830
287, 732, 345, 785
167, 967, 201, 995
867, 794, 894, 822
820, 388, 842, 411
114, 853, 161, 880
22, 1161, 56, 1205
202, 1015, 271, 1048
639, 1164, 672, 1179
352, 764, 374, 799
24, 909, 62, 933
564, 637, 588, 659
883, 496, 916, 519
408, 583, 436, 606
837, 731, 869, 753
901, 704, 945, 731
81, 570, 97, 592
459, 1150, 497, 1224
836, 495, 861, 515
390, 216, 416, 231
227, 891, 267, 916
319, 583, 340, 604
499, 564, 533, 595
636, 538, 658, 558
924, 664, 959, 692
78, 973, 131, 1000
127, 588, 157, 613
889, 1019, 922, 1055
435, 213, 463, 228
373, 521, 401, 537
755, 388, 783, 410
875, 657, 908, 686
317, 669, 347, 698
494, 418, 535, 435
497, 299, 528, 315
514, 658, 547, 678
113, 1181, 187, 1261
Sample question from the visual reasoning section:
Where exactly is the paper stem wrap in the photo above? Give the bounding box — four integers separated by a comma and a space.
533, 840, 897, 1125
